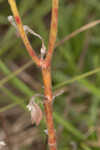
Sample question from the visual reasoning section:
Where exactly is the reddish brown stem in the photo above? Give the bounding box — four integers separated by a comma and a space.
8, 0, 41, 67
42, 67, 57, 150
42, 1, 59, 149
46, 0, 59, 64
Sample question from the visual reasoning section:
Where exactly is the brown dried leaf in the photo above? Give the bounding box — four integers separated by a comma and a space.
27, 99, 43, 126
31, 103, 43, 126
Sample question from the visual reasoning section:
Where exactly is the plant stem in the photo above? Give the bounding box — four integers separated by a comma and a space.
8, 0, 41, 66
46, 0, 59, 64
42, 67, 57, 150
42, 0, 59, 149
8, 0, 59, 150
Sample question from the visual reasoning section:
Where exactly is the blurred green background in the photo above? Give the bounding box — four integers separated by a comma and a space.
0, 0, 100, 150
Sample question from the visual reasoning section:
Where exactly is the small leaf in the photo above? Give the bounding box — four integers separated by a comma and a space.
27, 97, 43, 126
31, 102, 43, 125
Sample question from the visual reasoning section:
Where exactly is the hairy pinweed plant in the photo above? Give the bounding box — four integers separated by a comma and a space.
1, 0, 100, 150
8, 0, 58, 150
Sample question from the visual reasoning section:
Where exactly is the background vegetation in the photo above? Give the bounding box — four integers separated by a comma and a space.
0, 0, 100, 149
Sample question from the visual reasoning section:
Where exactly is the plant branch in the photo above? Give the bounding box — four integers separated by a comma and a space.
8, 0, 41, 66
41, 0, 59, 149
46, 0, 59, 64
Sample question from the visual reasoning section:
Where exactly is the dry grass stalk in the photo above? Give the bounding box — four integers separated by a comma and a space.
56, 20, 100, 47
